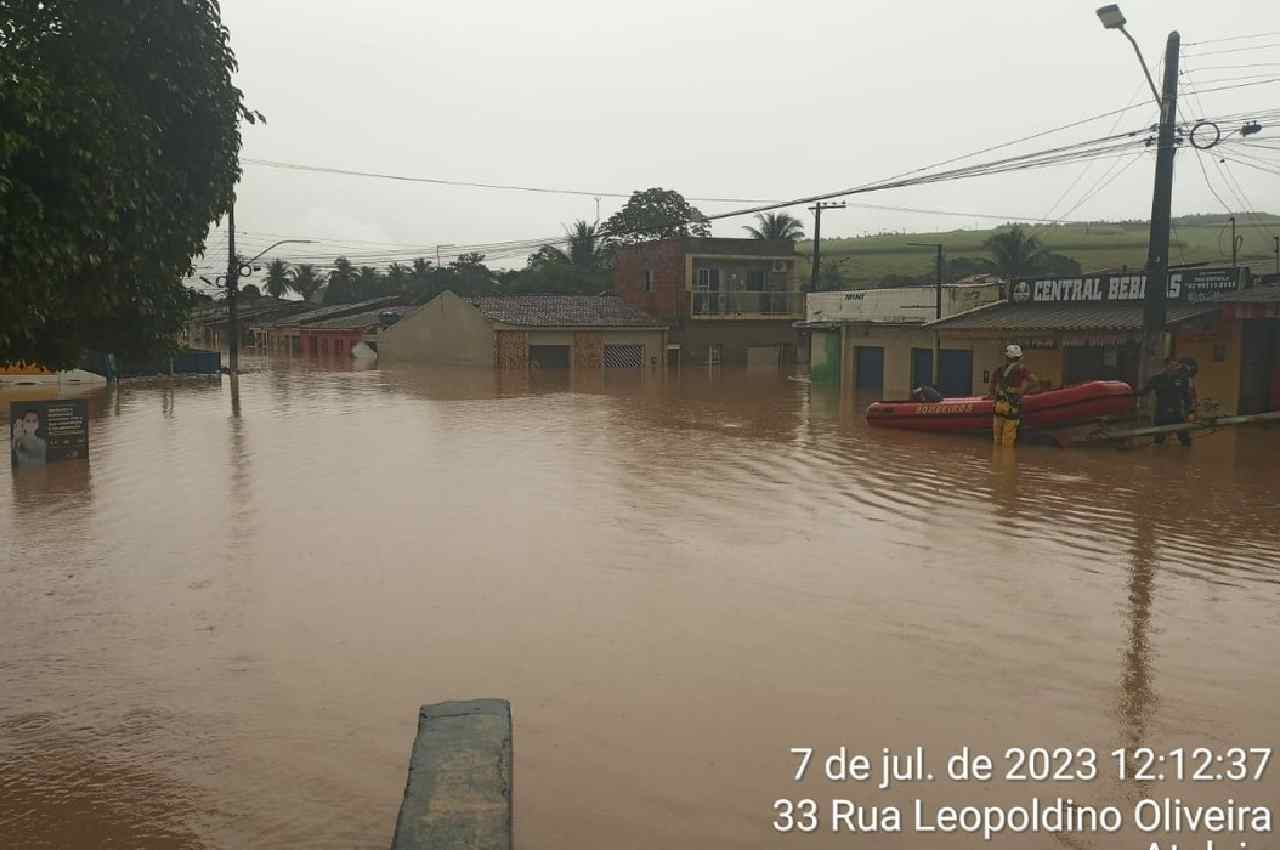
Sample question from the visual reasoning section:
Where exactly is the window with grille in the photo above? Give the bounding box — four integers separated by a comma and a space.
604, 344, 644, 368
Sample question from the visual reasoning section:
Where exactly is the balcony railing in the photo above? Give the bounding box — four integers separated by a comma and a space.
690, 291, 804, 318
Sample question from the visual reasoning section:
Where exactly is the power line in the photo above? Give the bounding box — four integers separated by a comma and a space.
1057, 152, 1148, 221
1043, 82, 1153, 220
1182, 42, 1280, 58
241, 158, 781, 205
1184, 31, 1280, 47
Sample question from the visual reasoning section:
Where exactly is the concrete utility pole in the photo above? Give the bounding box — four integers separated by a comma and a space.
909, 241, 945, 386
226, 200, 240, 376
808, 202, 846, 292
1139, 31, 1181, 387
1229, 215, 1242, 269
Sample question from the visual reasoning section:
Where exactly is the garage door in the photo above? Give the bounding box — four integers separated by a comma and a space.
855, 346, 884, 390
604, 344, 644, 368
747, 345, 780, 369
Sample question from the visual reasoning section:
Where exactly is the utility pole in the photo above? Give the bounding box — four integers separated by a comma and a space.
1139, 31, 1181, 388
808, 201, 846, 292
909, 242, 945, 386
1229, 215, 1241, 268
226, 199, 240, 377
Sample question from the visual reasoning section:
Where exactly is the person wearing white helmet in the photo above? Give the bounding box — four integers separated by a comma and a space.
988, 344, 1038, 447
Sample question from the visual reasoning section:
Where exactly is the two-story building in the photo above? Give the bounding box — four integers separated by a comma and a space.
614, 238, 804, 368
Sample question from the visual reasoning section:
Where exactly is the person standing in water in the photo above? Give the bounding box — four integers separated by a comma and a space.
1142, 357, 1196, 446
989, 344, 1038, 447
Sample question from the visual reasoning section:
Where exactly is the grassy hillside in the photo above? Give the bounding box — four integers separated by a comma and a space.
798, 214, 1280, 285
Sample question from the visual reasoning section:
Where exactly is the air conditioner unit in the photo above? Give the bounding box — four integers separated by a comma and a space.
772, 260, 787, 272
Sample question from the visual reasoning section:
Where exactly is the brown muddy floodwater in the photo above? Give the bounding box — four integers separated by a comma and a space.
2, 360, 1279, 850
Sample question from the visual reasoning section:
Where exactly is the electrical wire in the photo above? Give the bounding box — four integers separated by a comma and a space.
1043, 81, 1152, 220
1184, 31, 1280, 47
1182, 43, 1280, 58
242, 158, 781, 205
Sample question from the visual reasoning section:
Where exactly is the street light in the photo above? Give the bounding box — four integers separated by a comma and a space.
1096, 5, 1162, 105
435, 243, 456, 268
241, 239, 313, 275
1097, 4, 1181, 389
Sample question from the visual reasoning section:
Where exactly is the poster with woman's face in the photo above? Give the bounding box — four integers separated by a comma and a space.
9, 400, 88, 468
10, 408, 48, 467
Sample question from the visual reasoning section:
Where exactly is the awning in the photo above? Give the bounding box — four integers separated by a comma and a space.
925, 301, 1218, 335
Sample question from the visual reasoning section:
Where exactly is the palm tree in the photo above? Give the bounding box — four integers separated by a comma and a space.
983, 225, 1046, 279
743, 212, 805, 240
567, 220, 607, 269
264, 258, 291, 299
290, 264, 324, 302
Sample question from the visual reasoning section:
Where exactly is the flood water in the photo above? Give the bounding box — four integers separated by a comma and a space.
3, 360, 1279, 850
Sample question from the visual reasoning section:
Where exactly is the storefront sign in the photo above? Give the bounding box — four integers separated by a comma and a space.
9, 400, 90, 468
1010, 267, 1245, 304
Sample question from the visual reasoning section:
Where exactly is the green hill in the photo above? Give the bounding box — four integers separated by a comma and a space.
799, 213, 1280, 286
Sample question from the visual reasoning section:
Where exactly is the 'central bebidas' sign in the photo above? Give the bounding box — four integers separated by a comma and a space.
1010, 267, 1246, 305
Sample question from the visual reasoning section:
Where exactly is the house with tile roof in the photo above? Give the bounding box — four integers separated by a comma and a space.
253, 296, 404, 356
378, 291, 668, 369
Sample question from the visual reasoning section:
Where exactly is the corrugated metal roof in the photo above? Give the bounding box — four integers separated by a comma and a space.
265, 296, 402, 327
304, 305, 415, 330
468, 295, 663, 328
926, 301, 1218, 332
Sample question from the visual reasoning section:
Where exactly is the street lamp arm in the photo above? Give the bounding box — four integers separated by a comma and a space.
245, 239, 313, 266
1120, 26, 1162, 106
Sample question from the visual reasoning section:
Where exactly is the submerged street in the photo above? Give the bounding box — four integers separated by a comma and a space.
3, 361, 1279, 849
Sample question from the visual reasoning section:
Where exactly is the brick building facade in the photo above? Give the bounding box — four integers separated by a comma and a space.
614, 238, 804, 367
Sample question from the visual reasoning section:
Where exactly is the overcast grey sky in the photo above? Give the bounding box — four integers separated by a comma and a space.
200, 0, 1280, 273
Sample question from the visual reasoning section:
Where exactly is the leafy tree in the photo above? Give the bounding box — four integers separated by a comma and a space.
355, 265, 387, 300
600, 188, 710, 246
240, 284, 261, 300
1037, 251, 1082, 277
385, 262, 410, 295
817, 257, 852, 291
1, 0, 257, 367
291, 265, 324, 302
946, 256, 997, 281
744, 213, 805, 240
983, 225, 1047, 280
264, 259, 292, 299
323, 257, 359, 304
445, 253, 497, 297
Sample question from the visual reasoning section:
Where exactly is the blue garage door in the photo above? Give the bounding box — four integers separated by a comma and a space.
855, 346, 884, 390
911, 348, 934, 389
939, 350, 974, 397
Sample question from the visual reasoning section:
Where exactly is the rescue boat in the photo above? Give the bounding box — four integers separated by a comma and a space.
866, 380, 1135, 433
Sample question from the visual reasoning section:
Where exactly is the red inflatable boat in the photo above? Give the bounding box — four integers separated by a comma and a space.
866, 380, 1135, 433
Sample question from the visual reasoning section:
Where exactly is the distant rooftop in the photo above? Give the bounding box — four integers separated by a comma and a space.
467, 295, 663, 328
264, 296, 402, 327
304, 305, 415, 330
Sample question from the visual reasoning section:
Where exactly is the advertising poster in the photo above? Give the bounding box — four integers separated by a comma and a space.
9, 399, 90, 468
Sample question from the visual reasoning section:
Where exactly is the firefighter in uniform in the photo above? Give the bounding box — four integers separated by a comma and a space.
989, 344, 1038, 447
